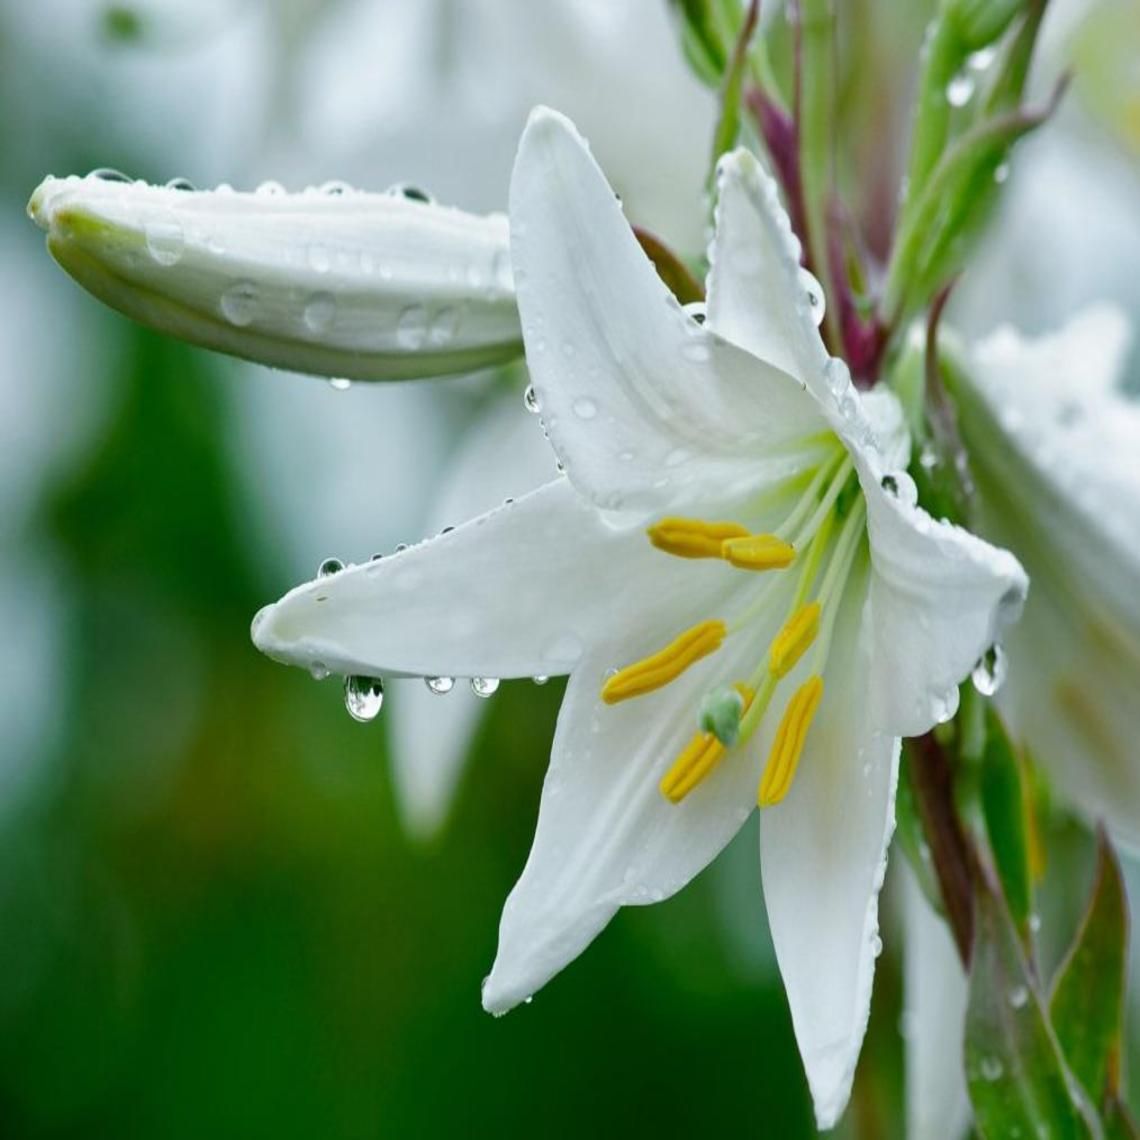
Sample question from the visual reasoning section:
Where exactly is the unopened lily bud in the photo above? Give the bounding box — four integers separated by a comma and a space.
27, 174, 523, 382
941, 0, 1025, 52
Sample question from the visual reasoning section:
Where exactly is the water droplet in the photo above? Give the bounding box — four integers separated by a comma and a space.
980, 1055, 1003, 1082
968, 46, 997, 72
1008, 985, 1028, 1010
255, 180, 286, 197
396, 304, 429, 349
971, 644, 1007, 696
993, 162, 1010, 185
88, 167, 131, 182
394, 543, 409, 554
428, 307, 460, 346
824, 356, 850, 396
798, 268, 826, 326
425, 675, 455, 695
871, 934, 883, 957
683, 301, 707, 325
309, 661, 330, 681
308, 243, 331, 273
471, 677, 500, 699
319, 180, 353, 196
947, 73, 975, 108
524, 385, 541, 414
344, 675, 384, 721
164, 176, 196, 191
304, 292, 336, 333
145, 215, 185, 266
328, 377, 351, 391
388, 183, 433, 204
1029, 913, 1042, 934
317, 557, 344, 577
881, 470, 919, 507
532, 675, 549, 686
572, 397, 597, 420
220, 280, 259, 326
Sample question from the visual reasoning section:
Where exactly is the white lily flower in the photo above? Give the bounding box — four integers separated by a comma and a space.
27, 174, 522, 382
250, 107, 1027, 1127
952, 305, 1140, 845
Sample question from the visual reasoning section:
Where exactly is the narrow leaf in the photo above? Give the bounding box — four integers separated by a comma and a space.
965, 869, 1099, 1139
1050, 830, 1129, 1107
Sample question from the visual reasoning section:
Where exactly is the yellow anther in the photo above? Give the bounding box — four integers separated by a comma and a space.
601, 620, 726, 704
768, 602, 822, 679
721, 533, 796, 571
662, 683, 754, 804
648, 517, 749, 559
758, 675, 824, 807
660, 733, 725, 804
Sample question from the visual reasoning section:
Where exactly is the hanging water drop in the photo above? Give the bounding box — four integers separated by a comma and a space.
798, 268, 826, 326
425, 675, 455, 695
309, 661, 330, 681
471, 677, 500, 698
317, 557, 344, 577
328, 378, 351, 391
344, 675, 384, 722
971, 644, 1007, 696
220, 280, 259, 326
144, 215, 185, 266
532, 675, 550, 686
88, 167, 131, 182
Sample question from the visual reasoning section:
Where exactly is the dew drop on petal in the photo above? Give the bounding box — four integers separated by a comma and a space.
572, 397, 597, 420
344, 675, 384, 721
971, 644, 1007, 696
683, 301, 707, 325
317, 557, 344, 578
88, 167, 131, 182
309, 661, 330, 681
304, 292, 336, 333
145, 215, 185, 266
428, 307, 460, 346
532, 675, 549, 686
425, 675, 455, 695
798, 268, 826, 326
524, 384, 541, 414
164, 176, 196, 191
396, 304, 429, 349
388, 183, 434, 204
256, 180, 286, 197
824, 356, 850, 397
220, 280, 259, 326
328, 377, 352, 391
320, 180, 354, 196
471, 677, 500, 699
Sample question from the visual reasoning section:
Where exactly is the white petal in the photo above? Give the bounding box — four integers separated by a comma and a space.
508, 108, 828, 516
706, 148, 828, 384
760, 565, 900, 1130
387, 388, 560, 838
387, 679, 486, 840
862, 475, 1028, 738
482, 600, 788, 1013
28, 174, 522, 381
903, 869, 971, 1140
252, 476, 749, 681
955, 308, 1140, 842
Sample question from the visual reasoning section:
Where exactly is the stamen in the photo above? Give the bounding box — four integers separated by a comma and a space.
759, 675, 824, 807
601, 619, 726, 704
660, 733, 724, 803
768, 602, 821, 678
648, 518, 748, 559
721, 534, 795, 571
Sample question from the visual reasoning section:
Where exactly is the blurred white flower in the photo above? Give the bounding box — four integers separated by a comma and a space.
250, 108, 1026, 1127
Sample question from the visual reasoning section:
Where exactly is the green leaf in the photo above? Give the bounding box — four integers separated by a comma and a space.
669, 0, 740, 87
1050, 831, 1129, 1108
965, 870, 1099, 1139
980, 708, 1033, 939
708, 0, 759, 183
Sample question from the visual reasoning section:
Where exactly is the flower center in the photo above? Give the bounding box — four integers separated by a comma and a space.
600, 439, 868, 808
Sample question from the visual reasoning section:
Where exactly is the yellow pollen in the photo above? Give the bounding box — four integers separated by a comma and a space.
661, 683, 754, 803
648, 517, 749, 559
660, 733, 724, 804
601, 620, 727, 704
721, 534, 796, 571
758, 675, 824, 807
768, 602, 822, 679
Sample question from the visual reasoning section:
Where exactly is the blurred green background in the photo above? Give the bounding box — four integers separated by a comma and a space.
1, 1, 1139, 1136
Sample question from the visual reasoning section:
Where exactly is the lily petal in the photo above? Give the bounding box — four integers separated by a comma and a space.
28, 174, 522, 382
509, 108, 829, 516
760, 562, 900, 1129
481, 604, 787, 1014
706, 148, 828, 385
252, 477, 748, 682
955, 307, 1140, 843
862, 476, 1028, 737
387, 388, 559, 839
903, 868, 971, 1140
